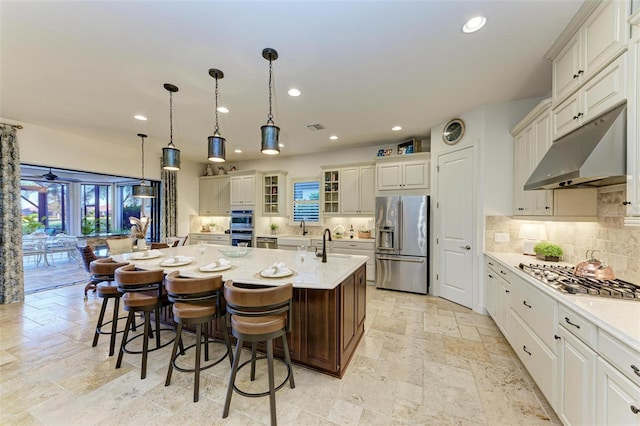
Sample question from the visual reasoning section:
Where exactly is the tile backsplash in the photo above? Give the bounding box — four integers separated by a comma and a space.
485, 187, 640, 284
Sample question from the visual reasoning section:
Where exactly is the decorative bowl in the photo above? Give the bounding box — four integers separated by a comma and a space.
218, 247, 252, 258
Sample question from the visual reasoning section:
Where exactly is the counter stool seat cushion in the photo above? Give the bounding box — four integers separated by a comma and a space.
97, 283, 119, 296
172, 302, 216, 319
122, 292, 157, 309
230, 314, 286, 336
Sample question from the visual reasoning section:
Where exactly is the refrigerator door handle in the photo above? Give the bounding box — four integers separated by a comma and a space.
377, 256, 425, 263
376, 247, 395, 251
398, 200, 403, 251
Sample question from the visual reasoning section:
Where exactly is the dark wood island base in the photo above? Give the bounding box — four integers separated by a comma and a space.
159, 264, 367, 378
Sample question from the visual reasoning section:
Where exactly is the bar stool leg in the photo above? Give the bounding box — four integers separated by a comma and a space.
223, 336, 244, 418
222, 321, 233, 365
281, 334, 295, 389
109, 296, 120, 356
250, 342, 257, 381
194, 323, 202, 403
204, 324, 210, 362
116, 311, 134, 369
92, 297, 109, 347
266, 339, 276, 426
141, 310, 151, 380
165, 322, 183, 387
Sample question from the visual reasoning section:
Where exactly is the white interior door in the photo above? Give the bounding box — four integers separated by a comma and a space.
438, 147, 474, 308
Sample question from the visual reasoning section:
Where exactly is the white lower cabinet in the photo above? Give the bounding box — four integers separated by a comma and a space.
596, 358, 640, 426
485, 257, 511, 338
332, 240, 375, 282
558, 325, 597, 426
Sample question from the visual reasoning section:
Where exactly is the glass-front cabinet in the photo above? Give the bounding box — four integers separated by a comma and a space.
322, 169, 340, 214
262, 171, 287, 215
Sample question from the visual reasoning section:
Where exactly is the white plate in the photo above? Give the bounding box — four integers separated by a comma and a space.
130, 251, 162, 260
260, 268, 293, 278
159, 258, 193, 267
199, 264, 232, 272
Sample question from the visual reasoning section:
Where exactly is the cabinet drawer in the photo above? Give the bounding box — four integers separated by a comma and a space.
332, 240, 374, 250
598, 330, 640, 387
510, 310, 558, 408
189, 234, 210, 244
485, 257, 512, 282
511, 274, 558, 351
210, 235, 230, 244
558, 304, 597, 348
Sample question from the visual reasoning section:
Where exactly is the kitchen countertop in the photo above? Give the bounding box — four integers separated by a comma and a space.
256, 233, 374, 242
189, 232, 229, 235
113, 244, 368, 290
486, 251, 640, 352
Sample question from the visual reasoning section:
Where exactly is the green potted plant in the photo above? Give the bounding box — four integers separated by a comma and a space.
22, 214, 46, 234
270, 223, 279, 235
533, 242, 564, 262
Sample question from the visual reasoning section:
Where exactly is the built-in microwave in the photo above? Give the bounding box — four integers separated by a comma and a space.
230, 210, 254, 230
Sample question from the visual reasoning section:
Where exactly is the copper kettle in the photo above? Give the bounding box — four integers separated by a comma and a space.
574, 250, 616, 280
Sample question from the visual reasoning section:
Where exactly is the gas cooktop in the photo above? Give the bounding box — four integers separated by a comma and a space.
518, 263, 640, 301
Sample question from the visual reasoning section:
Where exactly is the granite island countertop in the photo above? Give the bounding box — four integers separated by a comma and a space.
485, 251, 640, 352
114, 244, 368, 290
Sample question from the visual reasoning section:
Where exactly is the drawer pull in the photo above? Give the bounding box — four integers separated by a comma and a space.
564, 317, 581, 329
488, 262, 494, 266
488, 274, 494, 278
523, 301, 532, 309
632, 365, 640, 377
523, 346, 532, 356
631, 405, 639, 414
500, 270, 507, 276
505, 289, 510, 293
554, 335, 561, 340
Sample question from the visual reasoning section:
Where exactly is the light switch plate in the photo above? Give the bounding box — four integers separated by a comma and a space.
495, 233, 510, 242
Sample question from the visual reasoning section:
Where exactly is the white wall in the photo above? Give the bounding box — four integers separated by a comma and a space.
9, 118, 199, 237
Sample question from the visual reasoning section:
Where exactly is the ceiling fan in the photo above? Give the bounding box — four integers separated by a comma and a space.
22, 167, 81, 183
42, 168, 58, 181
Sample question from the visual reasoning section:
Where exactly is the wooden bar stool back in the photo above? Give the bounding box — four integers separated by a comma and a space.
164, 271, 233, 402
114, 265, 172, 379
222, 281, 295, 425
89, 257, 129, 356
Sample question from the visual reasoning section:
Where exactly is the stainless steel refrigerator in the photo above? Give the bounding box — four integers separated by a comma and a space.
375, 195, 429, 294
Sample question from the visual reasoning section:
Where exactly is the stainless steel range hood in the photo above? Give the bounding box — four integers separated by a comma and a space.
524, 103, 626, 190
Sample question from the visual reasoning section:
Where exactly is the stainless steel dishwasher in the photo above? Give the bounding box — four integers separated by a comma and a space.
256, 237, 278, 249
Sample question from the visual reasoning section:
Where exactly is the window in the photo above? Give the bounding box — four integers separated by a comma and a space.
20, 180, 69, 234
81, 184, 112, 234
292, 178, 320, 224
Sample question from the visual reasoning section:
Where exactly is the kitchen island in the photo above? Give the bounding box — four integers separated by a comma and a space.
114, 245, 368, 378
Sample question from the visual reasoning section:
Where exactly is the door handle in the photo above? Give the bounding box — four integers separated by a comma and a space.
377, 256, 424, 263
460, 245, 471, 250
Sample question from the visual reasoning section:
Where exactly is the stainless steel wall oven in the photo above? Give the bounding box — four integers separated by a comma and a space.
230, 210, 254, 247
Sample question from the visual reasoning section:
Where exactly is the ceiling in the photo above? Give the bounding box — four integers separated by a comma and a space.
1, 1, 583, 164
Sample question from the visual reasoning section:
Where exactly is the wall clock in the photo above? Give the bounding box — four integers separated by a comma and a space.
442, 118, 465, 145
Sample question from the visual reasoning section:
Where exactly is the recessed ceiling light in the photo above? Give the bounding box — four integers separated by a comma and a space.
462, 16, 486, 33
279, 143, 285, 147
330, 135, 338, 140
288, 88, 301, 97
392, 126, 402, 131
134, 114, 147, 121
217, 106, 229, 113
234, 149, 242, 153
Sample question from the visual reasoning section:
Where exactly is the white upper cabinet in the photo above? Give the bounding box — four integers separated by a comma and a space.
553, 53, 627, 140
230, 173, 259, 206
626, 10, 640, 224
552, 0, 627, 105
340, 164, 375, 215
511, 99, 554, 216
199, 176, 230, 216
262, 171, 287, 215
376, 154, 430, 192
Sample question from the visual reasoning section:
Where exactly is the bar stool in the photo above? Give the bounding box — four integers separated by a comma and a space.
90, 257, 130, 356
164, 272, 233, 402
114, 265, 173, 379
222, 281, 295, 426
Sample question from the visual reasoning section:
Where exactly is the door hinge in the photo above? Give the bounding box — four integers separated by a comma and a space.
436, 274, 439, 281
436, 165, 439, 172
436, 202, 439, 208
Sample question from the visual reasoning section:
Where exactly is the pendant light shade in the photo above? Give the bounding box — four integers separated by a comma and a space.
207, 68, 226, 162
133, 133, 155, 198
162, 83, 181, 170
261, 48, 280, 156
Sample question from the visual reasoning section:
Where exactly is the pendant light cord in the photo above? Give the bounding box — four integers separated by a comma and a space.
169, 91, 174, 147
140, 134, 146, 182
214, 77, 220, 135
267, 58, 274, 124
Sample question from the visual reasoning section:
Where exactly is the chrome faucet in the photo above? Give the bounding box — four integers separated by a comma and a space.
322, 228, 332, 263
300, 219, 308, 236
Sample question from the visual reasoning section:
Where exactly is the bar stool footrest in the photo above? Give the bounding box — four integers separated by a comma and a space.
172, 339, 230, 373
122, 326, 176, 355
233, 355, 292, 398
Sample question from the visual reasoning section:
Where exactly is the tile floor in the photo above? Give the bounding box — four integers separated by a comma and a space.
0, 284, 560, 425
23, 253, 89, 294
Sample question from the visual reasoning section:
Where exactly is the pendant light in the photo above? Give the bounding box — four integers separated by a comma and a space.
132, 133, 155, 198
207, 68, 226, 162
162, 83, 181, 170
261, 48, 280, 155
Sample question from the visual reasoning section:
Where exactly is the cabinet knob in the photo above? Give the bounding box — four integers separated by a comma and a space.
505, 289, 510, 293
573, 115, 579, 120
623, 201, 631, 206
545, 206, 550, 210
577, 69, 584, 75
573, 73, 579, 79
631, 364, 640, 377
631, 405, 639, 414
554, 335, 561, 340
577, 112, 583, 118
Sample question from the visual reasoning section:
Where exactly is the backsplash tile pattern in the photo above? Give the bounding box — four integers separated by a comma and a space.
485, 188, 640, 284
